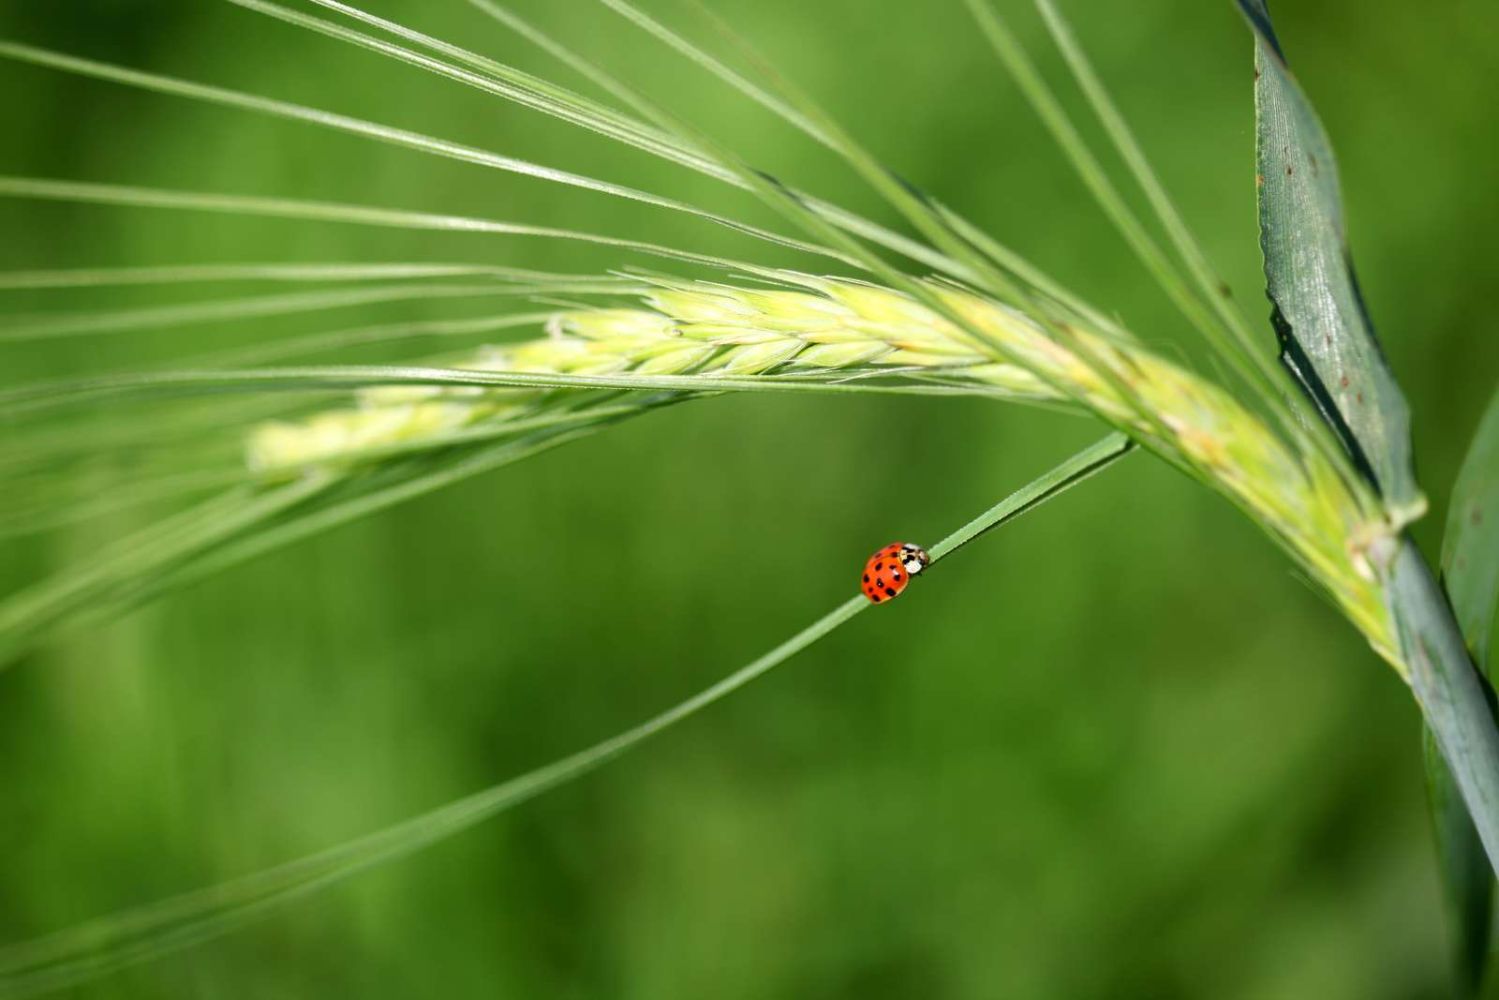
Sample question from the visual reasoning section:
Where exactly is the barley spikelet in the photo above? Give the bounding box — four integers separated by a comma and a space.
247, 274, 1398, 667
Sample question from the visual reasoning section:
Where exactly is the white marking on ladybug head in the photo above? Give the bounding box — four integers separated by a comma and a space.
904, 557, 924, 575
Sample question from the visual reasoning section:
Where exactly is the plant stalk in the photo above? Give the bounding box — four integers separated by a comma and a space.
1391, 538, 1499, 874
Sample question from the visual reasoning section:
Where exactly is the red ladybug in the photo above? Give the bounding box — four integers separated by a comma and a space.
861, 542, 930, 604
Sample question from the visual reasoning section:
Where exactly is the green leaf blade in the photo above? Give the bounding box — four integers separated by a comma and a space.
1442, 388, 1499, 666
1239, 0, 1424, 524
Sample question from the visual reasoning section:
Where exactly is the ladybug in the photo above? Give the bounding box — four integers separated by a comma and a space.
861, 542, 930, 604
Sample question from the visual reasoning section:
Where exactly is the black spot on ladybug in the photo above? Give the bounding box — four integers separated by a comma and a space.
863, 574, 869, 582
891, 571, 901, 581
870, 594, 881, 603
884, 587, 896, 598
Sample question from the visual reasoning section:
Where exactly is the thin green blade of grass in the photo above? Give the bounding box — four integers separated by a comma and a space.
0, 177, 792, 282
598, 0, 1029, 313
0, 283, 562, 345
1029, 0, 1357, 485
959, 4, 1208, 337
608, 0, 1045, 321
231, 0, 971, 282
0, 41, 849, 268
1031, 0, 1239, 319
181, 310, 560, 369
1425, 386, 1499, 994
0, 263, 602, 290
1236, 0, 1423, 524
594, 0, 821, 141
960, 0, 1325, 460
252, 0, 713, 171
0, 433, 1132, 999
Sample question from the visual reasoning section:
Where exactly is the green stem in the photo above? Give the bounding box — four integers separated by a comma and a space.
1423, 730, 1491, 995
1391, 539, 1499, 874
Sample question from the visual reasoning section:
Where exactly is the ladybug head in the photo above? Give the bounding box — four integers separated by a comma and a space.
899, 544, 931, 576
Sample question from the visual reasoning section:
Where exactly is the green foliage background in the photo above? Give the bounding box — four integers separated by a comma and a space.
1, 1, 1496, 996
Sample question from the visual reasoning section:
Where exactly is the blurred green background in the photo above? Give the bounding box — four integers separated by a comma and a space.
1, 0, 1496, 996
